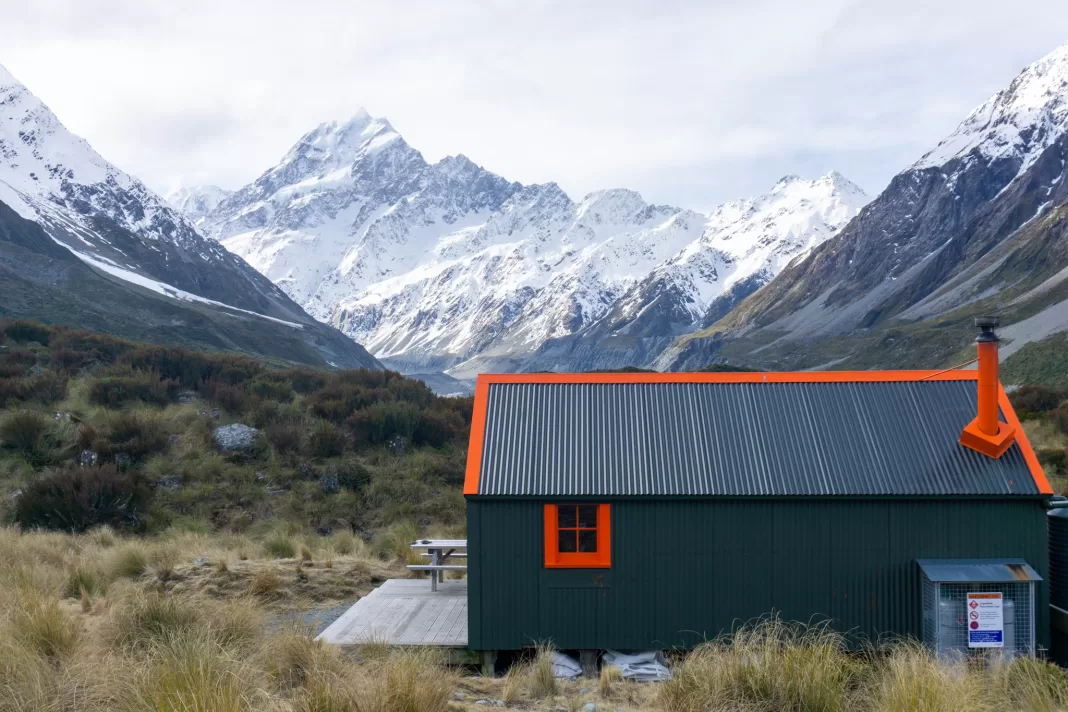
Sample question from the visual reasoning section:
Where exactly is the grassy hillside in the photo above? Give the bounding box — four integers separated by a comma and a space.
0, 319, 470, 541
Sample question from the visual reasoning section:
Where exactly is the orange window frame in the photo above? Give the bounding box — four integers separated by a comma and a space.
543, 503, 611, 568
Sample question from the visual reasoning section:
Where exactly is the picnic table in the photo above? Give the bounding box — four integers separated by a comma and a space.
407, 539, 467, 591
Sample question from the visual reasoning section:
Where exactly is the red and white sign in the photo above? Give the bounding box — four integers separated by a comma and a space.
967, 592, 1004, 648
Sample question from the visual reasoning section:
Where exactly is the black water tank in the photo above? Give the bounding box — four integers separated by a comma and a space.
1049, 508, 1068, 665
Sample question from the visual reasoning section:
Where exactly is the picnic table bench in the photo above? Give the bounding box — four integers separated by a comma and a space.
407, 539, 467, 591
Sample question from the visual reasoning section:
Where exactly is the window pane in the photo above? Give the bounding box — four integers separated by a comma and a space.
558, 506, 576, 529
578, 505, 597, 528
558, 530, 577, 553
578, 530, 598, 552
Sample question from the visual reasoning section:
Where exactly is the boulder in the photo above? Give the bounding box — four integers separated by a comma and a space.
212, 423, 260, 452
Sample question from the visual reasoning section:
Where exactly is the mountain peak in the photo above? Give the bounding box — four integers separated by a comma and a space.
912, 41, 1068, 173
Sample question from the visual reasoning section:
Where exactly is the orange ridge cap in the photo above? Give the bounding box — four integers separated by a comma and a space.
463, 375, 491, 495
473, 369, 978, 385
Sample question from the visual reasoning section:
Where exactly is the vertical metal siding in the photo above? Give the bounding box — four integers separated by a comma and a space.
467, 498, 1049, 651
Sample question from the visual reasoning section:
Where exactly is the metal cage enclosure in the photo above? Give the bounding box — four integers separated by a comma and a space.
919, 559, 1040, 660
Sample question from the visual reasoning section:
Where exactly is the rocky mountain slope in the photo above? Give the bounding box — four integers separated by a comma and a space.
0, 63, 380, 369
661, 41, 1068, 383
195, 115, 866, 376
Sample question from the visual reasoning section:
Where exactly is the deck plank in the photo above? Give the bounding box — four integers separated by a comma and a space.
317, 578, 468, 647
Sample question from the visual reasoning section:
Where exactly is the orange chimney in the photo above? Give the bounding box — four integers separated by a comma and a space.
959, 316, 1016, 458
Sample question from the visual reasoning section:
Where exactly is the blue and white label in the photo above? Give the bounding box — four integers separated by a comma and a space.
967, 592, 1004, 648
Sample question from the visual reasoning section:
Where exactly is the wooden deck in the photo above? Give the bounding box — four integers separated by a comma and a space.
316, 578, 468, 647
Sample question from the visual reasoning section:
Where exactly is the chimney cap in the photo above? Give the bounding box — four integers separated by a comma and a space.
975, 315, 1000, 329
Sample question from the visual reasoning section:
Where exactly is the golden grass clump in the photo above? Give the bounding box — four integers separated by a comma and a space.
861, 643, 987, 712
10, 594, 81, 661
107, 541, 150, 579
263, 531, 296, 559
262, 623, 341, 689
106, 590, 203, 651
529, 643, 559, 699
599, 663, 623, 698
120, 633, 265, 712
248, 568, 283, 598
990, 655, 1068, 712
657, 617, 861, 712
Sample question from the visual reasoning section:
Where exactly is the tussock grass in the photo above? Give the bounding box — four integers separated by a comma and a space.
657, 617, 861, 712
861, 643, 986, 712
107, 541, 150, 579
10, 594, 81, 660
529, 643, 559, 700
106, 590, 203, 651
121, 633, 265, 712
264, 531, 296, 559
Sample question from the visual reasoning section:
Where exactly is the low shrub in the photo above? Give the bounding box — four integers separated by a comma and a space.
2, 319, 52, 345
347, 402, 422, 446
307, 421, 346, 458
249, 375, 294, 402
13, 464, 150, 532
265, 423, 302, 455
1011, 385, 1066, 417
0, 410, 49, 455
21, 369, 69, 404
89, 368, 179, 407
94, 411, 169, 461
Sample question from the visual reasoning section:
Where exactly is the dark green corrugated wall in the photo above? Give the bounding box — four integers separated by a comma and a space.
467, 498, 1049, 651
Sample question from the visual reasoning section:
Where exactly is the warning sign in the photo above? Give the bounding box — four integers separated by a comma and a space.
967, 592, 1004, 648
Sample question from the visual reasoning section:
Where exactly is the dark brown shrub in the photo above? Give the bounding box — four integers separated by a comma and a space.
1053, 408, 1068, 437
265, 423, 302, 455
46, 329, 135, 371
0, 377, 22, 407
306, 421, 346, 458
0, 410, 49, 455
347, 402, 421, 446
95, 412, 168, 460
1011, 386, 1066, 417
249, 375, 294, 402
22, 370, 69, 404
77, 423, 97, 450
14, 464, 150, 532
277, 368, 326, 394
199, 379, 253, 412
88, 369, 178, 407
414, 408, 467, 448
2, 319, 52, 345
0, 348, 37, 377
1038, 449, 1066, 474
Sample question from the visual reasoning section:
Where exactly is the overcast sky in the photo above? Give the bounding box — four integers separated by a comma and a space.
3, 1, 1068, 211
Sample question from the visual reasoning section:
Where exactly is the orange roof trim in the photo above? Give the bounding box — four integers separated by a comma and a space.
461, 370, 1052, 496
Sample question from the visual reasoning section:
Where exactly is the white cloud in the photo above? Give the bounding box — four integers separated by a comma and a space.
3, 0, 1068, 210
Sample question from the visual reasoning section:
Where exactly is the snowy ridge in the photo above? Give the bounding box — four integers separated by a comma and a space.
913, 42, 1068, 175
197, 113, 868, 373
0, 63, 204, 246
166, 185, 232, 226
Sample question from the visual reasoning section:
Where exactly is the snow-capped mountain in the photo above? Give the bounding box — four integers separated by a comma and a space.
911, 42, 1068, 177
198, 113, 867, 375
0, 63, 379, 368
661, 40, 1068, 373
165, 185, 232, 227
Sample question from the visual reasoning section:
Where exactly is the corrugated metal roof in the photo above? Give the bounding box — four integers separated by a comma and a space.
474, 380, 1040, 496
917, 559, 1043, 582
